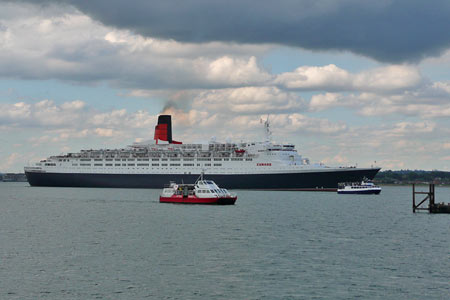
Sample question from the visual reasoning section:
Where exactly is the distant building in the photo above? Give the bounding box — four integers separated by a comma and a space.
2, 173, 28, 182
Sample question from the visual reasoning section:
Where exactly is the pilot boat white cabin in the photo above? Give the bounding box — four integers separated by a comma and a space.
160, 177, 237, 205
337, 180, 381, 195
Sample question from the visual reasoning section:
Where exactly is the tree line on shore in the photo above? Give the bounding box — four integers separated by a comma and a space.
374, 170, 450, 185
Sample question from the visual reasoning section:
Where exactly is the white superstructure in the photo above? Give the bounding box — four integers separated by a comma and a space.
25, 136, 330, 175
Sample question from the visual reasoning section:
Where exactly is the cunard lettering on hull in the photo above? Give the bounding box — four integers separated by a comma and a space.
24, 115, 381, 190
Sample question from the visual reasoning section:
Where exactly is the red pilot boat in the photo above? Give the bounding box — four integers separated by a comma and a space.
160, 175, 237, 205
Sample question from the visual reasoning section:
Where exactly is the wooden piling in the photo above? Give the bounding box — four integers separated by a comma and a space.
412, 183, 450, 214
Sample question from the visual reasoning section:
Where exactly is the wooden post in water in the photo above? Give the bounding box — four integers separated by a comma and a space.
429, 184, 435, 211
412, 183, 434, 213
412, 183, 449, 213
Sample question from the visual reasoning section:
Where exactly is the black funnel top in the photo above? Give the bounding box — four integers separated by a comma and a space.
158, 115, 172, 143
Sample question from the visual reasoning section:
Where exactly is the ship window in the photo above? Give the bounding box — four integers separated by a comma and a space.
214, 164, 222, 166
152, 159, 159, 161
80, 163, 90, 166
115, 159, 121, 161
224, 158, 229, 161
72, 164, 78, 166
115, 164, 121, 166
122, 164, 126, 166
197, 164, 200, 166
122, 159, 127, 161
94, 159, 102, 161
128, 164, 135, 166
205, 163, 211, 166
152, 164, 159, 166
246, 159, 253, 161
106, 159, 113, 161
105, 164, 113, 166
162, 159, 168, 161
214, 158, 222, 161
128, 159, 135, 161
183, 164, 194, 166
94, 164, 102, 166
80, 159, 91, 161
170, 164, 181, 166
137, 164, 149, 166
162, 164, 168, 166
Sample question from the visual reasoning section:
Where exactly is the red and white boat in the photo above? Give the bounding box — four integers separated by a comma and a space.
159, 175, 237, 205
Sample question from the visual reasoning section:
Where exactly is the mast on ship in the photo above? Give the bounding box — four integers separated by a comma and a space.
262, 115, 272, 142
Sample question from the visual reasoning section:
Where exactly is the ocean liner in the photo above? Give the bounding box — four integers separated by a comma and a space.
25, 115, 380, 190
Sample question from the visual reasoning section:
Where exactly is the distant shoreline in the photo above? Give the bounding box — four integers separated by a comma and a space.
373, 170, 450, 186
378, 183, 450, 187
0, 173, 27, 182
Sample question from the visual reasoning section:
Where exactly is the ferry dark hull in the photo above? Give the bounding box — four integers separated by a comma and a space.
25, 168, 380, 190
337, 189, 381, 195
160, 195, 237, 205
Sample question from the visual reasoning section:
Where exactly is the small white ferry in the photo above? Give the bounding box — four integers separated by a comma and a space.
160, 175, 237, 205
337, 180, 381, 195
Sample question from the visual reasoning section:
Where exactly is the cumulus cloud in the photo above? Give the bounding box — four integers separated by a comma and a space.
387, 121, 436, 136
275, 64, 423, 92
205, 56, 272, 86
356, 87, 450, 118
15, 0, 450, 63
192, 87, 304, 114
307, 79, 450, 118
0, 100, 158, 133
268, 113, 348, 135
320, 120, 450, 169
0, 100, 86, 127
0, 152, 22, 170
1, 96, 449, 171
2, 1, 450, 172
0, 3, 271, 90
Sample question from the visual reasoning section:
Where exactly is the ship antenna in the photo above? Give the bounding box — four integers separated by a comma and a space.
195, 169, 205, 184
264, 114, 272, 142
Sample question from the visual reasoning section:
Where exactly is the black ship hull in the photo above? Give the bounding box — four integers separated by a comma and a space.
25, 168, 380, 190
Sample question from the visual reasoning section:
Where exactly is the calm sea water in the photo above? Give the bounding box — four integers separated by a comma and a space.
0, 182, 448, 299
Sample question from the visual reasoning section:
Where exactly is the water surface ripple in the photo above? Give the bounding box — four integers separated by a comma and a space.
0, 183, 449, 299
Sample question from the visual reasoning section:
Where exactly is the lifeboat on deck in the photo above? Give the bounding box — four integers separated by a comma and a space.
234, 149, 245, 156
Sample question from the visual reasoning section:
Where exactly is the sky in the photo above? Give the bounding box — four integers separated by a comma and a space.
1, 0, 450, 172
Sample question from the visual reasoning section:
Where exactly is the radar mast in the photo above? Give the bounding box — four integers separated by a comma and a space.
263, 115, 272, 142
